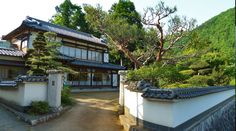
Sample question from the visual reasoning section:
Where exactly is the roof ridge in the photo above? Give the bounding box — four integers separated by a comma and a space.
25, 16, 93, 38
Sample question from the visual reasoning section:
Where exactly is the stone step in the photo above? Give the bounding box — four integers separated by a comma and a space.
119, 115, 136, 131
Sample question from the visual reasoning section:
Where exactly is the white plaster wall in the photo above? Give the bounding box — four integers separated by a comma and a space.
124, 88, 235, 128
0, 85, 24, 105
22, 82, 47, 106
12, 39, 21, 49
0, 82, 47, 106
124, 88, 174, 127
172, 89, 235, 127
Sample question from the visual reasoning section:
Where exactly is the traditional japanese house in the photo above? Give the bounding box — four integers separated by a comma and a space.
0, 40, 26, 80
1, 16, 125, 89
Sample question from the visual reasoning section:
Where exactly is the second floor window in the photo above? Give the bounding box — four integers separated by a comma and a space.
60, 45, 103, 62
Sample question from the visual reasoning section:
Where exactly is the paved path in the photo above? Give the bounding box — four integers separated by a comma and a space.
0, 106, 31, 131
0, 92, 123, 131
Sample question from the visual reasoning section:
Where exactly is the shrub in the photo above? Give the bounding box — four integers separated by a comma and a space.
164, 83, 194, 88
198, 68, 212, 75
229, 79, 235, 86
127, 63, 187, 87
190, 61, 210, 71
186, 75, 213, 86
210, 67, 231, 85
179, 69, 196, 76
28, 101, 49, 115
178, 84, 195, 88
61, 86, 73, 106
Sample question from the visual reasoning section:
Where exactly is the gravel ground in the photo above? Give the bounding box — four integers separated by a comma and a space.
0, 92, 123, 131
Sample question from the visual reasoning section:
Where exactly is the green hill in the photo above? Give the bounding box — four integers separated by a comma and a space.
195, 8, 235, 51
177, 8, 235, 86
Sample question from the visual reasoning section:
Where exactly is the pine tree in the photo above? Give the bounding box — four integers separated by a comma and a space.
26, 32, 75, 76
27, 32, 49, 76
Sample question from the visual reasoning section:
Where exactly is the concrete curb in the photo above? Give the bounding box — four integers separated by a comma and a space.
0, 103, 71, 126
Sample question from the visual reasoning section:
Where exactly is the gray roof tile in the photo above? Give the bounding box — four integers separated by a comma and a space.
23, 16, 106, 46
0, 47, 24, 57
141, 86, 235, 100
59, 54, 126, 70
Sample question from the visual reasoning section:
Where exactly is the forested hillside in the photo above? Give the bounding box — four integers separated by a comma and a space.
171, 7, 235, 87
193, 8, 235, 64
196, 8, 234, 49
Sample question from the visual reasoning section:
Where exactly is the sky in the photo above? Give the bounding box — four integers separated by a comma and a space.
0, 0, 234, 37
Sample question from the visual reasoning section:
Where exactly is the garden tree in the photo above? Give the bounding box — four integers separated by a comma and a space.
108, 0, 143, 68
142, 1, 196, 62
84, 2, 196, 68
50, 0, 91, 33
26, 32, 74, 76
26, 32, 49, 75
84, 5, 144, 68
109, 0, 142, 28
135, 28, 160, 65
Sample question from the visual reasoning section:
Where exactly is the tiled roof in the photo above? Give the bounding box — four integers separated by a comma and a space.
22, 16, 106, 46
72, 60, 126, 70
16, 76, 47, 82
0, 47, 24, 57
59, 54, 126, 70
0, 81, 17, 88
141, 86, 235, 100
0, 76, 47, 88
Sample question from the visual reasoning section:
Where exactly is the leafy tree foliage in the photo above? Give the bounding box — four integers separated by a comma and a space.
109, 0, 142, 28
108, 0, 143, 68
84, 5, 144, 68
50, 0, 92, 33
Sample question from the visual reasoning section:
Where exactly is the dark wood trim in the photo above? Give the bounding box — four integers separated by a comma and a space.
90, 69, 92, 87
111, 71, 113, 87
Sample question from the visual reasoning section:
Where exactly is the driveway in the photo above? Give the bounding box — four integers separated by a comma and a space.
0, 92, 123, 131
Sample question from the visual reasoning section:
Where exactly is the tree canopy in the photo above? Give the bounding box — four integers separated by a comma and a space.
50, 0, 91, 33
109, 0, 142, 28
84, 2, 196, 68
